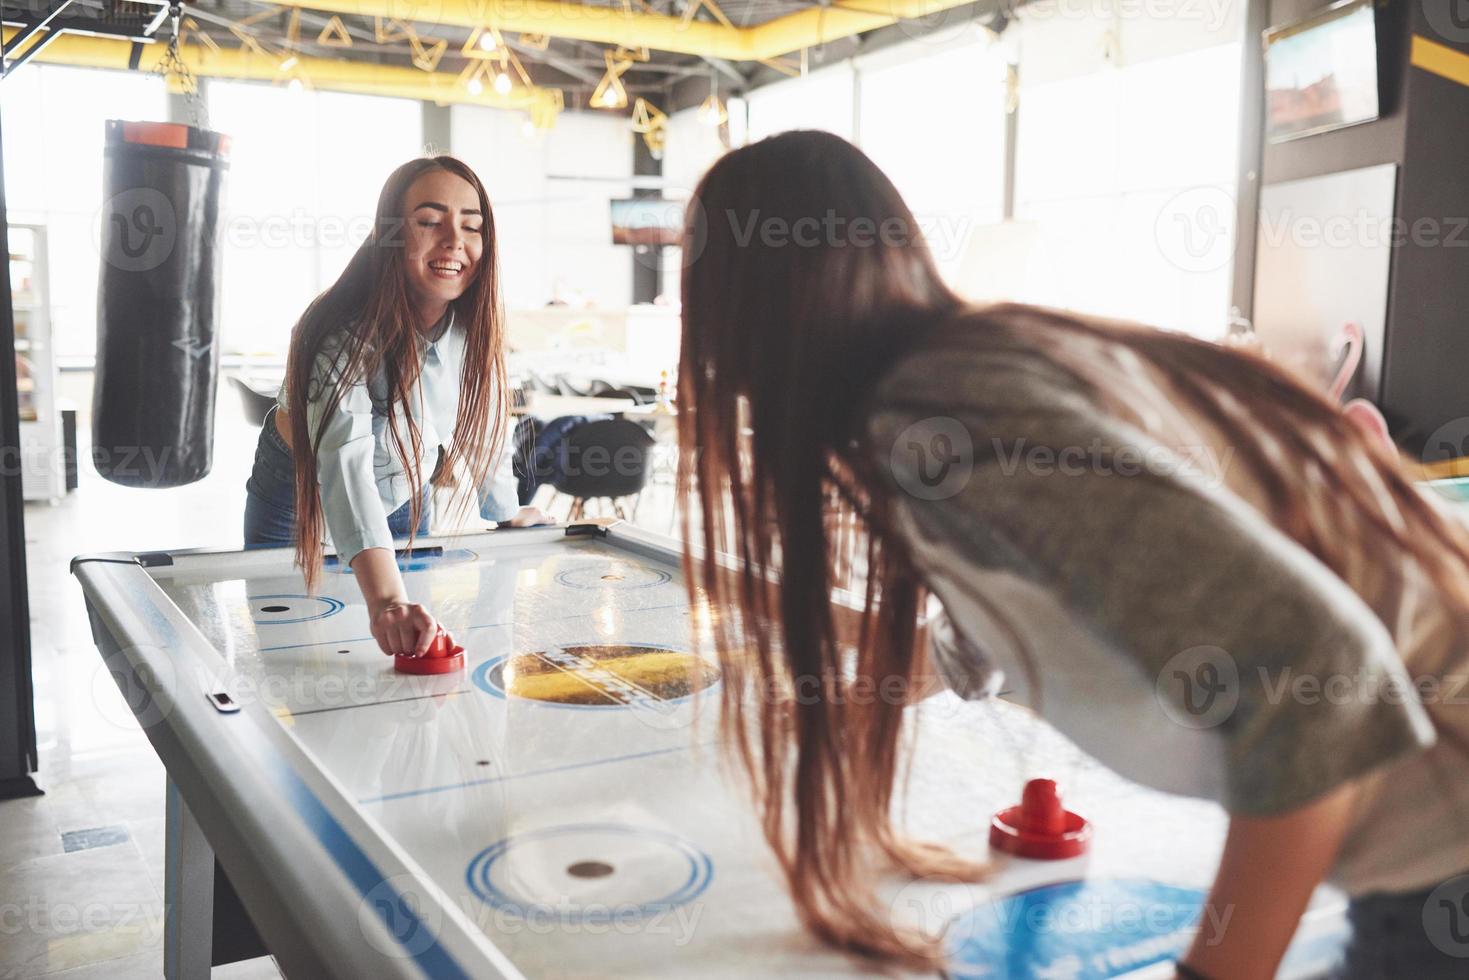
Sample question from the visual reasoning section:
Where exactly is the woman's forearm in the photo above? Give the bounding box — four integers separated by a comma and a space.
350, 547, 408, 611
351, 547, 442, 656
1181, 781, 1360, 980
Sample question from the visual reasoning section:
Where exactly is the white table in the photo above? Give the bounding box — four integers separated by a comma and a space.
72, 525, 1348, 979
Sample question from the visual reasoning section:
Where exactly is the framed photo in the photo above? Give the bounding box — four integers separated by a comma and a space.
1264, 0, 1380, 142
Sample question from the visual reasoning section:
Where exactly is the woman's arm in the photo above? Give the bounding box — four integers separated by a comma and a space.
291, 343, 452, 656
351, 547, 440, 657
477, 425, 555, 527
1181, 782, 1360, 979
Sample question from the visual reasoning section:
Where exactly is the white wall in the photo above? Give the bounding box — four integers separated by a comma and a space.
659, 106, 730, 302
452, 106, 635, 311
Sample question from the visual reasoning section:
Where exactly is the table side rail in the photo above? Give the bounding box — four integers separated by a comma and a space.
72, 557, 526, 980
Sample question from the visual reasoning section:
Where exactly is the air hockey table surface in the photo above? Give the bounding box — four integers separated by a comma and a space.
73, 522, 1348, 980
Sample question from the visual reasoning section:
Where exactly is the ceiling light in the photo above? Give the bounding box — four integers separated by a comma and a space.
698, 94, 726, 127
494, 70, 512, 95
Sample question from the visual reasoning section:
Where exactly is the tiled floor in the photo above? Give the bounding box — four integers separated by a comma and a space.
1, 407, 678, 979
2, 410, 282, 979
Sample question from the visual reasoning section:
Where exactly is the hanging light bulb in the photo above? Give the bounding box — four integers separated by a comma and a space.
467, 75, 484, 96
698, 66, 727, 127
287, 77, 304, 93
494, 70, 512, 95
698, 93, 726, 127
479, 31, 497, 52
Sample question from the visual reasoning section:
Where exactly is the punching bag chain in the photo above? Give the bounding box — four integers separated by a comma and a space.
152, 3, 208, 129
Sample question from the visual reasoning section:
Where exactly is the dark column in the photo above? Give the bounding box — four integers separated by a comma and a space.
0, 108, 41, 799
632, 134, 663, 305
422, 102, 452, 156
1228, 0, 1269, 319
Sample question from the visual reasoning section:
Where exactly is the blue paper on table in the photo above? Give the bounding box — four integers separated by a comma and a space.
947, 879, 1203, 979
947, 878, 1347, 979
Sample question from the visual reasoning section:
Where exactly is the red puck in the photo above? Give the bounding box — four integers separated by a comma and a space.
393, 627, 465, 674
394, 651, 464, 674
989, 778, 1092, 860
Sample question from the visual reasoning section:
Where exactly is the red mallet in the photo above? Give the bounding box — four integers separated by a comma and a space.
989, 778, 1092, 860
394, 626, 465, 675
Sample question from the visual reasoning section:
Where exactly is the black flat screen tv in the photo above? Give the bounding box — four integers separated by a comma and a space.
610, 198, 683, 247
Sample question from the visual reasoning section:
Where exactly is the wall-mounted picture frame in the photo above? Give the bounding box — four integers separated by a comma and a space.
1264, 0, 1380, 142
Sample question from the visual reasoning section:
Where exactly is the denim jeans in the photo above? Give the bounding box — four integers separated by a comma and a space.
1331, 883, 1469, 979
243, 407, 428, 549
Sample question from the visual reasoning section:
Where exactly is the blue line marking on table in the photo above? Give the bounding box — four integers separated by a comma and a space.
358, 743, 715, 805
250, 594, 346, 625
465, 823, 714, 924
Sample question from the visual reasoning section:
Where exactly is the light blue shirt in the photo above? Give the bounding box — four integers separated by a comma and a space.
277, 309, 519, 564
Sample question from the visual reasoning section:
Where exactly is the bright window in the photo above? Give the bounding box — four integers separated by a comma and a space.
2, 65, 168, 359
1012, 42, 1243, 335
209, 83, 422, 358
859, 39, 1009, 276
746, 63, 856, 142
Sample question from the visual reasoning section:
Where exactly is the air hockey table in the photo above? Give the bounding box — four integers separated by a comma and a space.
73, 522, 1350, 979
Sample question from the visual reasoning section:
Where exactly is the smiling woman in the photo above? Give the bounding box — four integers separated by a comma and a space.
242, 155, 552, 660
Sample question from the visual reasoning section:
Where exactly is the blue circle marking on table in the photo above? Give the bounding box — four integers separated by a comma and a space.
249, 594, 346, 625
471, 644, 720, 710
946, 879, 1206, 980
465, 823, 714, 923
554, 563, 672, 591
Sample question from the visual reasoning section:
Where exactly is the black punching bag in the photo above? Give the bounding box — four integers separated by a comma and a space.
94, 120, 230, 487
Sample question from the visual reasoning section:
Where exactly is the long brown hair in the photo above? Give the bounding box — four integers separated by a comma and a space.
677, 131, 1469, 968
286, 155, 507, 591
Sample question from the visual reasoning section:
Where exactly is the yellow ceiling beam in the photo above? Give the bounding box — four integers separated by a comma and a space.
273, 0, 977, 62
2, 27, 563, 113
296, 0, 745, 59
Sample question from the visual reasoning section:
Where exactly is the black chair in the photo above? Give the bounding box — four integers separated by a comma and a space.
227, 375, 275, 427
548, 418, 655, 521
